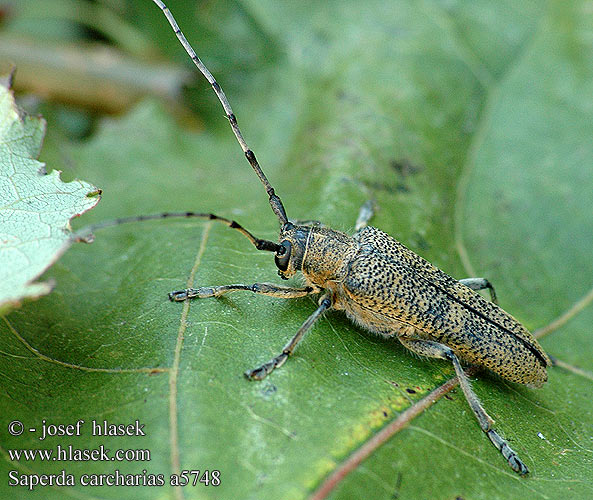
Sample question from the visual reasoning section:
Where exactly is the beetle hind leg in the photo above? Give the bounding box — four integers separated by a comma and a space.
397, 335, 529, 475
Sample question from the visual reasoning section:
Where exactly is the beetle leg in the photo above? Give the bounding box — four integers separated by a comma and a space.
397, 335, 529, 475
354, 200, 376, 231
245, 295, 333, 380
169, 283, 319, 302
458, 278, 498, 304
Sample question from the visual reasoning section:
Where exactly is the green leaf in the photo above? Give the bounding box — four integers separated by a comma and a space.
0, 80, 100, 313
1, 1, 592, 499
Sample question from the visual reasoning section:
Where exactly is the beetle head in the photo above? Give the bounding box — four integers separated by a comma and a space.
274, 222, 310, 279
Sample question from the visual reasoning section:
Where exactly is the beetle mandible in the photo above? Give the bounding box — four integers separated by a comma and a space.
146, 0, 550, 475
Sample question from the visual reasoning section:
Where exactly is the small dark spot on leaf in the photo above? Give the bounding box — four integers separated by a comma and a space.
410, 233, 430, 252
261, 383, 277, 397
406, 387, 416, 394
390, 159, 422, 177
361, 179, 399, 194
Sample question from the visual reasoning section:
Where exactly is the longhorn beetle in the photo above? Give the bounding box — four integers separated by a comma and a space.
87, 0, 550, 476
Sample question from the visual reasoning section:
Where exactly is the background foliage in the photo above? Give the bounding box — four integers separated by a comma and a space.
1, 1, 592, 499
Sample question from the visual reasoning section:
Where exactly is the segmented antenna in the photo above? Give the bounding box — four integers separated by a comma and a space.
151, 0, 288, 225
74, 212, 282, 253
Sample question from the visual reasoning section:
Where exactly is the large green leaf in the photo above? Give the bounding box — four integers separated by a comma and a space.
1, 1, 592, 499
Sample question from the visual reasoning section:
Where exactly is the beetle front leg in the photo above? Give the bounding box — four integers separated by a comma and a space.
398, 335, 529, 475
169, 283, 319, 302
245, 295, 333, 380
459, 278, 498, 304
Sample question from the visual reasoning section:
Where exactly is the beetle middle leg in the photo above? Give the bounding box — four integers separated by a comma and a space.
459, 278, 498, 304
245, 294, 333, 380
397, 334, 529, 475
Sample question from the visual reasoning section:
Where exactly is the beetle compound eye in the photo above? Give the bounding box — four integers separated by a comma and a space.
274, 240, 292, 271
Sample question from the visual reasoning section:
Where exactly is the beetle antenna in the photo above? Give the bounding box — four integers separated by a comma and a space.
151, 0, 288, 225
73, 212, 282, 253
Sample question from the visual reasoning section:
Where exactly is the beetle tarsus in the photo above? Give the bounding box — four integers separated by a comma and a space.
169, 290, 189, 301
245, 353, 288, 380
487, 428, 529, 475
